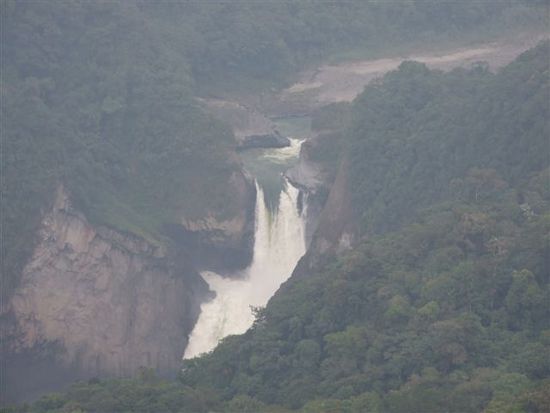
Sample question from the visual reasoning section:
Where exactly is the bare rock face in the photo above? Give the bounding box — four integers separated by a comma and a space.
174, 170, 256, 272
2, 186, 208, 402
263, 33, 548, 116
286, 137, 328, 192
285, 136, 331, 246
310, 156, 356, 253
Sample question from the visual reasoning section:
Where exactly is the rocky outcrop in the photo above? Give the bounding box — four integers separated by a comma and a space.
1, 186, 209, 403
286, 138, 329, 246
198, 98, 290, 150
285, 138, 328, 192
285, 126, 345, 248
292, 154, 358, 277
310, 155, 357, 255
237, 131, 290, 151
173, 170, 256, 272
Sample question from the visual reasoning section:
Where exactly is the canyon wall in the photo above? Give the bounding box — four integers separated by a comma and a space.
1, 182, 253, 403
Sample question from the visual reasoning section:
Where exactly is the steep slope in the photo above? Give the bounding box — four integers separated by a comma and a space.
1, 2, 255, 403
177, 42, 550, 412
2, 187, 209, 403
303, 39, 550, 266
1, 1, 258, 303
3, 1, 549, 410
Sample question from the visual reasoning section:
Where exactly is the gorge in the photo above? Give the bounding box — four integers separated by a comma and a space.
2, 2, 548, 409
183, 119, 310, 358
184, 178, 306, 359
5, 35, 545, 403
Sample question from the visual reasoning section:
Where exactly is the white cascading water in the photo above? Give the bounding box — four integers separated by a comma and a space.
183, 177, 306, 359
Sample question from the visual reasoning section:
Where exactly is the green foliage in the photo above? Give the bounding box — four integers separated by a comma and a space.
7, 3, 550, 412
14, 374, 221, 413
304, 103, 351, 188
3, 0, 546, 300
178, 187, 549, 410
347, 41, 550, 234
224, 395, 267, 412
2, 1, 240, 298
311, 103, 351, 133
175, 43, 550, 411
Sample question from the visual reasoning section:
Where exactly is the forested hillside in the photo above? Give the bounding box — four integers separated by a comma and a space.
2, 0, 545, 299
3, 0, 545, 303
12, 40, 549, 413
177, 41, 550, 413
2, 1, 237, 302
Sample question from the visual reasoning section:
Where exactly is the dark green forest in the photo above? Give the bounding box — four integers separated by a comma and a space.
2, 1, 549, 412
177, 41, 550, 413
2, 0, 545, 300
9, 38, 549, 413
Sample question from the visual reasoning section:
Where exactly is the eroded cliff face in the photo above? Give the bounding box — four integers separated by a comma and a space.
286, 133, 336, 246
2, 186, 209, 402
198, 98, 291, 150
292, 154, 358, 278
174, 170, 256, 272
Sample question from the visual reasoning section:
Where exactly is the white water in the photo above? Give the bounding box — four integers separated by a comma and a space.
183, 179, 306, 359
261, 137, 304, 162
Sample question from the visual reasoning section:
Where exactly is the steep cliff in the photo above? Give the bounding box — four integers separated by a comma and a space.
1, 186, 210, 402
173, 42, 550, 413
285, 104, 353, 268
199, 98, 289, 150
286, 135, 341, 247
262, 32, 546, 116
289, 35, 549, 274
291, 154, 358, 277
173, 169, 256, 272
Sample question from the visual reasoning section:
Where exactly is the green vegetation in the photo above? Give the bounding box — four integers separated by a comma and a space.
3, 0, 545, 298
178, 42, 550, 412
13, 40, 550, 413
308, 102, 351, 181
240, 117, 311, 212
2, 1, 240, 298
149, 0, 546, 93
3, 0, 549, 410
348, 42, 550, 234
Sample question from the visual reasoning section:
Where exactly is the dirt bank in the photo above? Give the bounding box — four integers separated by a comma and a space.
271, 32, 548, 114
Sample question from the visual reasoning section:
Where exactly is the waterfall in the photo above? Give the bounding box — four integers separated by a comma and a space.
183, 179, 306, 359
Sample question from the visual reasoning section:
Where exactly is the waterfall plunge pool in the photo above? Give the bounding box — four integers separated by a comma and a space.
183, 116, 311, 359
